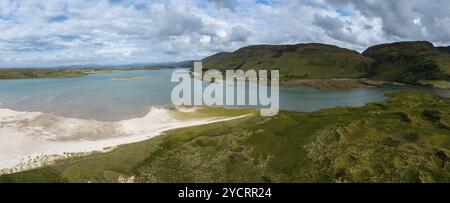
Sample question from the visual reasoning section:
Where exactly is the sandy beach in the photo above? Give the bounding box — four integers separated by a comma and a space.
0, 105, 248, 174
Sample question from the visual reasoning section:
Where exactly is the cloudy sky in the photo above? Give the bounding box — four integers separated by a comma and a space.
1, 0, 449, 67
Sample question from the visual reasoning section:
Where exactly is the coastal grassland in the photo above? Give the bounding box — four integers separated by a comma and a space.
171, 107, 256, 120
0, 92, 449, 183
0, 68, 151, 80
0, 68, 89, 79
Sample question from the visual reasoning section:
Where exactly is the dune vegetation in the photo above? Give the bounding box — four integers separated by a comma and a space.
0, 92, 448, 183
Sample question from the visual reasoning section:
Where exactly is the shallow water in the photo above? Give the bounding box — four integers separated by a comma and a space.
0, 69, 448, 121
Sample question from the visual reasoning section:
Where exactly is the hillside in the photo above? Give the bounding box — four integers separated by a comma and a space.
436, 46, 450, 54
2, 42, 450, 85
202, 41, 450, 85
362, 41, 450, 84
203, 43, 374, 80
1, 92, 448, 183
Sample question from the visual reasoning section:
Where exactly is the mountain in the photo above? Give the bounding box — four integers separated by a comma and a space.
202, 41, 450, 85
362, 41, 450, 84
202, 43, 374, 80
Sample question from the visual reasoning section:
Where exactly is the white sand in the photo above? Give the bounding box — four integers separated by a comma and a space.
0, 106, 248, 174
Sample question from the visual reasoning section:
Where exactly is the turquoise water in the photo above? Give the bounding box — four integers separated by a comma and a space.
0, 69, 448, 121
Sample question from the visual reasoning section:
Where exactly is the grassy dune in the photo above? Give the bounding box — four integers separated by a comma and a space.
0, 92, 449, 183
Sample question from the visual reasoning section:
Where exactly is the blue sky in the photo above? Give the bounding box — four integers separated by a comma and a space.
0, 0, 449, 68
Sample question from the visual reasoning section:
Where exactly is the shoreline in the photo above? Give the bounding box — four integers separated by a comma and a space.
112, 75, 146, 80
198, 73, 411, 90
279, 78, 406, 90
0, 105, 250, 175
0, 67, 165, 80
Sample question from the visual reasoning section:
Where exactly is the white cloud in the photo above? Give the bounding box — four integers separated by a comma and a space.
0, 0, 449, 67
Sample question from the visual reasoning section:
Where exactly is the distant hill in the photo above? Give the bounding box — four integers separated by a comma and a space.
0, 68, 89, 79
167, 60, 195, 69
436, 46, 450, 54
0, 60, 195, 70
203, 43, 374, 80
202, 41, 450, 84
362, 41, 450, 84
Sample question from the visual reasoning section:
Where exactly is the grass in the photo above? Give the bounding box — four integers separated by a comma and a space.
362, 41, 450, 84
0, 92, 448, 183
0, 67, 160, 80
202, 41, 450, 86
418, 80, 450, 89
203, 43, 373, 80
0, 68, 89, 79
0, 68, 128, 79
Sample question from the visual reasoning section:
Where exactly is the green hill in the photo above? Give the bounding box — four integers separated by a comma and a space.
202, 41, 450, 85
203, 43, 374, 80
362, 41, 450, 84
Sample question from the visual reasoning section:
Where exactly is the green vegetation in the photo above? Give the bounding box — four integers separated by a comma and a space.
363, 41, 450, 84
0, 68, 90, 79
1, 92, 448, 183
202, 41, 450, 86
203, 43, 373, 80
0, 67, 163, 80
418, 80, 450, 89
0, 68, 131, 79
280, 78, 372, 90
171, 107, 256, 120
2, 41, 449, 86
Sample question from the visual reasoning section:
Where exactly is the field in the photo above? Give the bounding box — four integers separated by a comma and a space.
0, 92, 448, 183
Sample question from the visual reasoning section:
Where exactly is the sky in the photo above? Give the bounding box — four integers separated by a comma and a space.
0, 0, 450, 68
